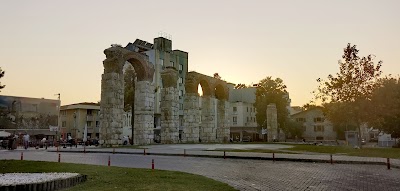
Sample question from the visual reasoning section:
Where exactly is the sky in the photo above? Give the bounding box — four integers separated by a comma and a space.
0, 0, 399, 107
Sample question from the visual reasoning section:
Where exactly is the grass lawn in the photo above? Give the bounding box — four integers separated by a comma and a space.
283, 144, 400, 159
0, 160, 236, 191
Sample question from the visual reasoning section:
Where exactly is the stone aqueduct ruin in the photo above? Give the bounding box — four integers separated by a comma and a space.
100, 46, 230, 145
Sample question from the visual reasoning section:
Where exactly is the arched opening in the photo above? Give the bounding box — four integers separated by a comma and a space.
214, 84, 226, 100
122, 62, 137, 145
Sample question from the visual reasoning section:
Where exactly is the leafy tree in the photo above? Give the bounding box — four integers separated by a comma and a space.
284, 118, 304, 139
254, 76, 289, 133
0, 67, 4, 91
234, 83, 247, 89
315, 43, 383, 144
368, 77, 400, 138
124, 66, 136, 143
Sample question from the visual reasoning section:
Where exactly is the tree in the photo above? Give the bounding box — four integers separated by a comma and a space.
0, 67, 5, 91
368, 77, 400, 138
315, 43, 383, 144
124, 66, 136, 143
284, 119, 304, 139
234, 83, 247, 89
254, 76, 289, 134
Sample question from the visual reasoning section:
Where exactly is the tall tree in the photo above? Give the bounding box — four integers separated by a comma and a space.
368, 77, 400, 138
124, 66, 136, 143
315, 43, 383, 144
254, 76, 289, 133
0, 67, 5, 91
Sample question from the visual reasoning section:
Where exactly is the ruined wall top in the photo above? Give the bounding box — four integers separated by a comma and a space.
103, 46, 155, 82
161, 67, 178, 88
185, 71, 229, 100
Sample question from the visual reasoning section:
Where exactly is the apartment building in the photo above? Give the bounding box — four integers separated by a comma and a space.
60, 102, 100, 140
228, 87, 258, 141
291, 107, 336, 141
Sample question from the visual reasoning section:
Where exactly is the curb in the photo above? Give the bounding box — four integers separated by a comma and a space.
49, 150, 400, 169
0, 174, 87, 191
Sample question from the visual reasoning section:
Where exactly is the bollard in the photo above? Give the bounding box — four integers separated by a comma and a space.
113, 148, 115, 154
152, 159, 154, 170
58, 154, 60, 163
144, 148, 146, 155
21, 152, 23, 160
224, 151, 226, 159
45, 143, 48, 150
184, 149, 186, 157
387, 158, 391, 170
108, 156, 111, 166
330, 154, 333, 164
273, 152, 275, 162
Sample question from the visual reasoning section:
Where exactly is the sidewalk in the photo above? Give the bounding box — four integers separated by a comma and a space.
43, 146, 400, 169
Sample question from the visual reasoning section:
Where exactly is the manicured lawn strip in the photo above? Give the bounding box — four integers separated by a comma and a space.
284, 144, 400, 159
0, 160, 236, 191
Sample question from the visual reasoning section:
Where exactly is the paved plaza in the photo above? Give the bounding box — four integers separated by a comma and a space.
1, 145, 400, 191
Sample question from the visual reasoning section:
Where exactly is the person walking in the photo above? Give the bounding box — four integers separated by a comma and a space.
23, 133, 30, 149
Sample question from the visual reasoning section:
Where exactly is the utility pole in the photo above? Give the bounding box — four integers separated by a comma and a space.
54, 93, 61, 142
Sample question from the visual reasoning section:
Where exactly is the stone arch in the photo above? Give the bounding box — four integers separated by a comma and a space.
185, 73, 212, 97
100, 46, 155, 146
183, 72, 230, 143
214, 83, 228, 100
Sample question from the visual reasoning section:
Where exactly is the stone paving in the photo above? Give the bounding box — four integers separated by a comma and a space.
1, 149, 400, 190
30, 144, 400, 167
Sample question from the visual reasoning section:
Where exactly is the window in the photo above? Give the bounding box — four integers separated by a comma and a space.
179, 64, 183, 71
61, 110, 66, 116
87, 121, 92, 127
233, 107, 237, 112
314, 125, 324, 132
179, 77, 183, 84
247, 107, 249, 112
253, 118, 256, 122
233, 117, 237, 122
87, 110, 93, 115
314, 117, 324, 123
170, 61, 174, 67
160, 59, 164, 68
96, 121, 100, 127
62, 121, 66, 127
296, 118, 306, 122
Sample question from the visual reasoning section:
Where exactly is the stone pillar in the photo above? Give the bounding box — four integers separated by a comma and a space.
267, 103, 278, 142
216, 100, 230, 143
183, 93, 200, 143
100, 68, 124, 146
200, 96, 216, 142
134, 81, 155, 145
160, 68, 179, 144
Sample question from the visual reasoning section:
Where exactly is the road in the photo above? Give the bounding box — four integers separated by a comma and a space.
1, 149, 400, 191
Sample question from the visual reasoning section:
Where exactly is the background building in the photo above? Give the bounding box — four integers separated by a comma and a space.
0, 95, 60, 141
228, 86, 258, 141
291, 107, 336, 141
60, 102, 100, 140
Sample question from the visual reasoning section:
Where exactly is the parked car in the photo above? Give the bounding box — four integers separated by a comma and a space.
242, 136, 252, 142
